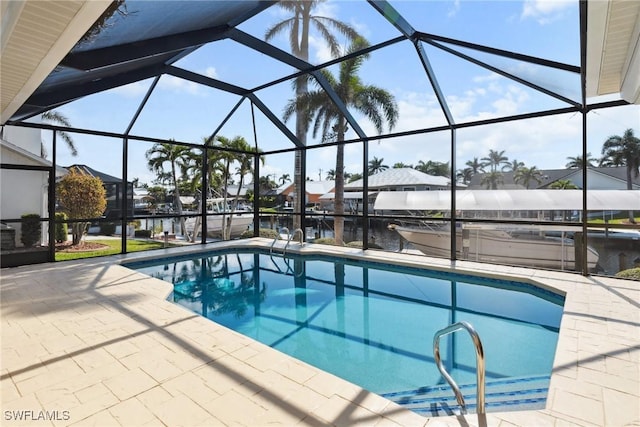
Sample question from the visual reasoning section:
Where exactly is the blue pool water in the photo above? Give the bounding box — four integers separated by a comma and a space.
129, 249, 564, 414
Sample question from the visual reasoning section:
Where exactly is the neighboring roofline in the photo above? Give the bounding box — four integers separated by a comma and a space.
0, 137, 67, 175
551, 167, 640, 189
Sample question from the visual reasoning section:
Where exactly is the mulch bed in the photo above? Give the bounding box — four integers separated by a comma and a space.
55, 241, 110, 252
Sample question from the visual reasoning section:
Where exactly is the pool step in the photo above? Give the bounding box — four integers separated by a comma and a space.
381, 375, 550, 417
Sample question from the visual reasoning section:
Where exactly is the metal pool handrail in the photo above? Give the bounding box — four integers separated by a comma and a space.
271, 227, 289, 254
283, 228, 304, 256
433, 321, 486, 415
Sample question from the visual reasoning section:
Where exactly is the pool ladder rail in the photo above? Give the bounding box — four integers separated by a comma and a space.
433, 321, 486, 415
269, 227, 305, 255
270, 227, 289, 254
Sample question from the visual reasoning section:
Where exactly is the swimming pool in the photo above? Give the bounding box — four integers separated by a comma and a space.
129, 248, 564, 415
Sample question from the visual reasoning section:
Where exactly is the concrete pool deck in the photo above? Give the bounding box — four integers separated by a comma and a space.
1, 238, 638, 426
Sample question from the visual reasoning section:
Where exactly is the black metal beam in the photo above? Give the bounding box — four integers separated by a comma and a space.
415, 31, 580, 73
247, 93, 301, 147
424, 38, 581, 107
61, 25, 231, 71
229, 28, 368, 140
228, 28, 311, 71
367, 0, 416, 40
14, 63, 168, 121
415, 42, 454, 126
164, 66, 249, 96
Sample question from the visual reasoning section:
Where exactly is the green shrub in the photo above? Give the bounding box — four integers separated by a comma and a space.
134, 229, 152, 238
615, 267, 640, 281
346, 240, 383, 249
54, 213, 68, 242
240, 228, 279, 239
20, 214, 41, 247
314, 237, 337, 245
100, 222, 116, 235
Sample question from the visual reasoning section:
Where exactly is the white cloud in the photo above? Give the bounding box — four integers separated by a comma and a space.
158, 75, 206, 96
111, 81, 151, 98
521, 0, 573, 25
204, 67, 218, 79
447, 0, 461, 18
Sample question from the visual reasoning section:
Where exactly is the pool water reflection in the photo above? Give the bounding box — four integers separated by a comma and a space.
130, 250, 564, 398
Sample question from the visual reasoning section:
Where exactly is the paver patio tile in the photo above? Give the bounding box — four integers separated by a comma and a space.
161, 371, 220, 406
108, 397, 157, 426
1, 393, 48, 426
74, 383, 116, 405
135, 385, 174, 408
69, 408, 119, 427
152, 393, 212, 426
2, 244, 639, 427
1, 376, 21, 402
70, 347, 119, 373
103, 367, 158, 401
310, 393, 382, 426
551, 388, 604, 425
602, 387, 640, 427
206, 389, 268, 425
139, 357, 183, 383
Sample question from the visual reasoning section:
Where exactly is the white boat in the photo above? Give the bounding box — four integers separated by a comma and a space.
184, 198, 253, 238
390, 223, 599, 271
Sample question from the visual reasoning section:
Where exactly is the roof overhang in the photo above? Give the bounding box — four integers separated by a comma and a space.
0, 0, 112, 124
586, 0, 640, 104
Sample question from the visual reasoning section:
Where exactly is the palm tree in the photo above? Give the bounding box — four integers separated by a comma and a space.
326, 169, 336, 180
42, 111, 77, 156
347, 172, 363, 183
502, 159, 524, 172
481, 171, 504, 189
368, 156, 388, 175
265, 0, 362, 230
601, 128, 640, 222
393, 162, 412, 169
514, 166, 543, 189
566, 153, 596, 168
146, 140, 191, 235
456, 168, 473, 184
415, 160, 450, 176
465, 157, 486, 174
279, 173, 291, 186
482, 149, 509, 173
549, 179, 578, 189
214, 135, 261, 240
284, 37, 398, 245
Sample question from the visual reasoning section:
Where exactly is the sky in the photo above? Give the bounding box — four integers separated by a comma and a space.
43, 0, 639, 188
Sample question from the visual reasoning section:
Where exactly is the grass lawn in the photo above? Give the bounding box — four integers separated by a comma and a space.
588, 216, 640, 225
55, 239, 180, 261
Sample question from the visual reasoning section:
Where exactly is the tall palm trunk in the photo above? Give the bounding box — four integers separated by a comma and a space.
171, 164, 186, 237
627, 166, 635, 223
222, 160, 231, 240
334, 120, 346, 245
293, 9, 311, 231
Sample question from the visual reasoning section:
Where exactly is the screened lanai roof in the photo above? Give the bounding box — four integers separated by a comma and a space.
3, 0, 637, 133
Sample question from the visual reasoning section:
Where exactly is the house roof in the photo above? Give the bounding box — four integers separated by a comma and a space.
65, 164, 124, 184
1, 137, 67, 176
346, 168, 452, 190
304, 181, 335, 195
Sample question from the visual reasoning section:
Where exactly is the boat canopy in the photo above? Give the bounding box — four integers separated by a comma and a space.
373, 190, 640, 211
